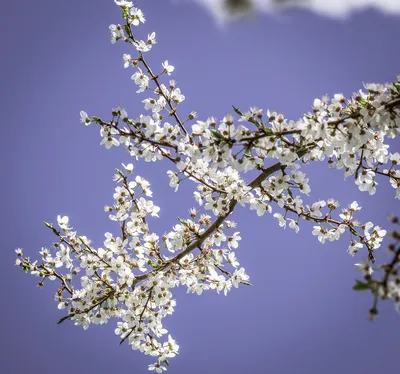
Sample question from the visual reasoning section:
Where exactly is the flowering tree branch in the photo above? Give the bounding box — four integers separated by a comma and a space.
15, 1, 400, 372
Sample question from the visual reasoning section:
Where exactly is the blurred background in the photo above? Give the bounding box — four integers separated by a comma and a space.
1, 0, 399, 373
196, 0, 400, 20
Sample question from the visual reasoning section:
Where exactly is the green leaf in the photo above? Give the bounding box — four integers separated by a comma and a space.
57, 315, 71, 325
147, 259, 159, 268
210, 130, 223, 140
353, 280, 371, 291
261, 128, 274, 136
122, 8, 129, 19
232, 105, 243, 116
178, 218, 188, 227
43, 221, 53, 229
115, 168, 125, 178
358, 98, 368, 107
240, 281, 252, 286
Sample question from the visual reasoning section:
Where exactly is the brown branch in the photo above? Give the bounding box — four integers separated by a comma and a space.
124, 22, 192, 141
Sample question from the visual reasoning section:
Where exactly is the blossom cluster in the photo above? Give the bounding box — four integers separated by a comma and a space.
16, 0, 400, 372
352, 215, 400, 320
16, 163, 248, 372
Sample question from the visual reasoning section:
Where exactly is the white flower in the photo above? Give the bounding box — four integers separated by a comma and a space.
100, 126, 120, 149
227, 252, 239, 268
390, 152, 400, 165
231, 268, 249, 288
288, 219, 299, 233
357, 169, 375, 184
312, 226, 328, 244
57, 215, 69, 229
131, 68, 149, 92
213, 231, 227, 246
308, 200, 326, 218
349, 201, 361, 212
171, 88, 185, 104
273, 213, 286, 228
192, 120, 209, 135
227, 232, 241, 249
355, 260, 373, 276
162, 60, 174, 75
15, 248, 23, 257
148, 363, 166, 373
109, 24, 125, 44
347, 241, 363, 256
122, 163, 134, 174
274, 173, 290, 193
134, 39, 151, 52
80, 111, 91, 126
356, 179, 377, 195
147, 32, 156, 46
112, 105, 127, 119
122, 53, 132, 68
129, 7, 146, 26
114, 0, 133, 8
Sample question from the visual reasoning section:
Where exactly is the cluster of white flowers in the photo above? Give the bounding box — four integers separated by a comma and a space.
15, 162, 248, 371
16, 0, 400, 372
350, 215, 400, 320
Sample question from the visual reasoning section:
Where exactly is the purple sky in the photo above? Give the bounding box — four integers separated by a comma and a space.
2, 1, 400, 373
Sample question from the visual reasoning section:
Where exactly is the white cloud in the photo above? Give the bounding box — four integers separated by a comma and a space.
192, 0, 400, 21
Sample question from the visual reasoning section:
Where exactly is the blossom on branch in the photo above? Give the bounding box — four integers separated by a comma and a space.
15, 1, 400, 372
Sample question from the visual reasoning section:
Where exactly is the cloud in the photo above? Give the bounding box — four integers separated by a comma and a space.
193, 0, 400, 21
